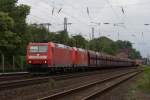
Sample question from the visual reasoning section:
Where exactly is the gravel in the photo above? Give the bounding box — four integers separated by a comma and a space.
0, 68, 136, 100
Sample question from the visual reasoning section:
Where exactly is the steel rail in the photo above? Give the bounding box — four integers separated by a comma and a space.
38, 70, 141, 100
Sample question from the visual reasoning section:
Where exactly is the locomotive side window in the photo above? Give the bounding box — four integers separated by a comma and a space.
29, 46, 48, 53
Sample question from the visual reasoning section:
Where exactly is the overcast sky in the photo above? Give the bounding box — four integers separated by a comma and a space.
18, 0, 150, 57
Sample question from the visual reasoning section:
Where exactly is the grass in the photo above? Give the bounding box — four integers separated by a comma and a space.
136, 66, 150, 92
48, 79, 57, 89
127, 65, 150, 100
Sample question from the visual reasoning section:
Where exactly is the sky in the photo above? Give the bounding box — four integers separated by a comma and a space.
18, 0, 150, 57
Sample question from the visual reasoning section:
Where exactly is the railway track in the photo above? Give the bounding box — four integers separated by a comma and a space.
0, 68, 136, 90
38, 70, 141, 100
0, 72, 28, 76
0, 72, 30, 82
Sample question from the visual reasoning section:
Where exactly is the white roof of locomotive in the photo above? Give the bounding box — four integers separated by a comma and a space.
55, 43, 70, 48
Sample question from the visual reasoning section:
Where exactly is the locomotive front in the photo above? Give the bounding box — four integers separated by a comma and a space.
26, 42, 53, 71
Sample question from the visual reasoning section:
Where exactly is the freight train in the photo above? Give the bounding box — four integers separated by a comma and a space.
26, 42, 136, 73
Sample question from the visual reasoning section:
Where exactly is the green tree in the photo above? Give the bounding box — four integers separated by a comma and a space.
67, 37, 76, 47
51, 30, 69, 45
129, 48, 142, 59
0, 0, 17, 12
10, 4, 30, 34
116, 40, 132, 49
0, 0, 30, 55
72, 35, 88, 49
0, 0, 30, 33
89, 36, 117, 55
0, 12, 21, 54
115, 40, 141, 59
26, 25, 49, 42
0, 12, 14, 31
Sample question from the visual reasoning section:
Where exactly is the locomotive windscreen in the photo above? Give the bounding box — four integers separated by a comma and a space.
29, 45, 48, 53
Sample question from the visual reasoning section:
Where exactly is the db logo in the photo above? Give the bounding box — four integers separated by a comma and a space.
37, 54, 40, 56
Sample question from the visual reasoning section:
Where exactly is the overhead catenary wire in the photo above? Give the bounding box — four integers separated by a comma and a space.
26, 0, 116, 36
116, 0, 146, 40
40, 0, 92, 27
105, 0, 141, 40
19, 0, 150, 40
30, 1, 84, 34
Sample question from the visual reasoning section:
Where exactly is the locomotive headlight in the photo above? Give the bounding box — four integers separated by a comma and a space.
29, 60, 32, 64
44, 61, 47, 63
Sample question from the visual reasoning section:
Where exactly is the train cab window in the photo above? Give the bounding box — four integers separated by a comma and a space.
39, 46, 48, 53
29, 46, 48, 53
29, 46, 38, 53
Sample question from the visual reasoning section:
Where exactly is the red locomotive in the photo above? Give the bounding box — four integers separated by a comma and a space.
26, 42, 135, 72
